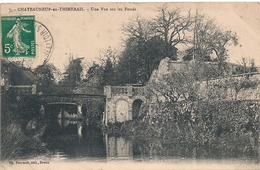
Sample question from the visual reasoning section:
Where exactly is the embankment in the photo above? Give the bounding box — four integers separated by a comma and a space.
105, 100, 259, 150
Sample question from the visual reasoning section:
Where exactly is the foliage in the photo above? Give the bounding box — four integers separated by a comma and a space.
1, 89, 20, 121
1, 59, 36, 86
85, 62, 104, 88
9, 65, 29, 85
1, 122, 45, 160
34, 64, 57, 94
119, 6, 239, 85
152, 5, 192, 59
207, 77, 259, 100
147, 69, 200, 103
191, 11, 238, 60
2, 91, 42, 125
117, 36, 172, 85
84, 99, 105, 125
183, 10, 238, 76
115, 38, 142, 85
233, 57, 258, 75
17, 95, 42, 123
132, 136, 256, 160
188, 61, 221, 81
106, 100, 259, 151
97, 46, 118, 86
183, 48, 214, 62
1, 91, 46, 160
119, 5, 193, 84
103, 57, 116, 86
61, 57, 83, 87
75, 62, 106, 122
98, 46, 118, 68
121, 16, 155, 84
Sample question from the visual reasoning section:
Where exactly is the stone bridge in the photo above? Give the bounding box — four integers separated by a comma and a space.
40, 94, 105, 105
40, 93, 106, 119
104, 85, 146, 124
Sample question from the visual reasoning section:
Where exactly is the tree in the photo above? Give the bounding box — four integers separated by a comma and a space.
98, 46, 118, 86
17, 95, 41, 122
249, 59, 258, 73
188, 10, 215, 61
121, 16, 160, 84
183, 48, 213, 62
4, 61, 36, 86
118, 6, 239, 85
103, 57, 115, 86
122, 5, 192, 60
34, 64, 56, 94
209, 29, 238, 75
188, 10, 238, 75
119, 5, 192, 84
115, 36, 168, 85
233, 57, 258, 74
122, 15, 153, 42
145, 36, 176, 78
9, 65, 28, 85
115, 38, 140, 85
74, 62, 105, 122
212, 77, 259, 100
85, 62, 104, 89
63, 57, 83, 87
152, 5, 192, 60
147, 71, 199, 103
98, 46, 118, 68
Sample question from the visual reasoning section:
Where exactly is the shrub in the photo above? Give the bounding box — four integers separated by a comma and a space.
17, 95, 41, 121
106, 100, 259, 149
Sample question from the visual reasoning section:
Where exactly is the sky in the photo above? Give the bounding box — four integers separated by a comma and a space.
1, 2, 260, 73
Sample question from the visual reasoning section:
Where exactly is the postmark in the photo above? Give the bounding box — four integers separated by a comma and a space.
34, 20, 54, 67
1, 16, 36, 57
1, 15, 54, 68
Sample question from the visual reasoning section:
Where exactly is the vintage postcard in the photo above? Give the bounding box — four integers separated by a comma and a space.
1, 2, 260, 170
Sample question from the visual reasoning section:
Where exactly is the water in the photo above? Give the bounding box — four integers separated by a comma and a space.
41, 120, 106, 161
39, 119, 259, 165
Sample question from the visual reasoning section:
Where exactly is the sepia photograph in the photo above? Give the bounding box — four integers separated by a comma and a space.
0, 2, 260, 170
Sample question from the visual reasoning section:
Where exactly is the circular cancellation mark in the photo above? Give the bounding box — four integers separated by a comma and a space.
34, 20, 54, 67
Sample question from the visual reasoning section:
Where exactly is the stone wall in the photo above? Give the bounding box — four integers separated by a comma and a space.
148, 57, 260, 103
197, 74, 260, 101
104, 57, 259, 123
104, 85, 146, 124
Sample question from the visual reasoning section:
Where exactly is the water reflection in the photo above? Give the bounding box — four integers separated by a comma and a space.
42, 120, 106, 160
41, 119, 259, 163
131, 139, 259, 163
106, 135, 133, 160
57, 119, 83, 138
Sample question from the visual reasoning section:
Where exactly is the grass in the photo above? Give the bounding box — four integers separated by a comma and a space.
1, 118, 46, 160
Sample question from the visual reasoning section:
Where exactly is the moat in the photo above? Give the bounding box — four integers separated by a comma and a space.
36, 118, 259, 164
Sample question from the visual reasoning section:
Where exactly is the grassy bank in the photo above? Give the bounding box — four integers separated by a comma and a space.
104, 100, 259, 150
1, 120, 45, 160
1, 92, 47, 160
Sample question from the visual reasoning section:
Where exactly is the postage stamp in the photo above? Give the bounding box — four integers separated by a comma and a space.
1, 15, 36, 57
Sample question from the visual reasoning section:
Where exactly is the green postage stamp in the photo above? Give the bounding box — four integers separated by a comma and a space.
1, 15, 36, 57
